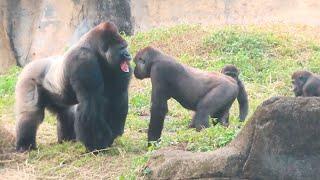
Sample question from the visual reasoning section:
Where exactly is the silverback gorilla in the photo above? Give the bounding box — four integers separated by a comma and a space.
291, 70, 320, 97
15, 22, 132, 152
133, 47, 248, 142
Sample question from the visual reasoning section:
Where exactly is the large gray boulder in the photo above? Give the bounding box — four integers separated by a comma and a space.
0, 0, 133, 69
146, 97, 320, 179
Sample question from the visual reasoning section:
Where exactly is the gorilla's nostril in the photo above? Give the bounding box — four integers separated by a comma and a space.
125, 53, 132, 60
122, 51, 131, 60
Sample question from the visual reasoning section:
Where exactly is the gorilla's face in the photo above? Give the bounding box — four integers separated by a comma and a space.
292, 76, 305, 96
105, 43, 132, 72
291, 71, 311, 97
133, 51, 151, 79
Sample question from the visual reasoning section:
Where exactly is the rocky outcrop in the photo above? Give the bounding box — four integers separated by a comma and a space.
146, 97, 320, 179
0, 0, 133, 70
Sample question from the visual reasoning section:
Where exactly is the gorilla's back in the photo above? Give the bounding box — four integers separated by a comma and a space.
42, 56, 66, 95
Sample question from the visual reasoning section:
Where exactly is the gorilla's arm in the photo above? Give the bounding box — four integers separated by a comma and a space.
69, 51, 113, 151
148, 73, 169, 142
109, 91, 129, 138
104, 69, 131, 139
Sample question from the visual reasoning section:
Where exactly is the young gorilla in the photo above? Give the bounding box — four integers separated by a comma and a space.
221, 64, 248, 121
15, 22, 132, 152
291, 70, 320, 97
133, 47, 249, 142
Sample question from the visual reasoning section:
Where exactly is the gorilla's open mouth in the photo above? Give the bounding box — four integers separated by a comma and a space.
120, 61, 130, 73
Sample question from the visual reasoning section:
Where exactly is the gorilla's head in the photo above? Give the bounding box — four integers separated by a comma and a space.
221, 64, 239, 78
93, 22, 132, 73
291, 70, 312, 96
133, 46, 158, 79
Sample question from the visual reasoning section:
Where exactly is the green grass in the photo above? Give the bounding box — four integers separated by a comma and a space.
0, 67, 20, 97
1, 24, 320, 179
0, 67, 20, 113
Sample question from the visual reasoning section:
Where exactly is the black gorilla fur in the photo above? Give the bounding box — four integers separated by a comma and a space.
15, 22, 132, 152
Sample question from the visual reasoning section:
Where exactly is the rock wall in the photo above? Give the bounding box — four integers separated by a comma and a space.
0, 14, 16, 73
1, 0, 320, 72
0, 0, 133, 71
132, 0, 320, 31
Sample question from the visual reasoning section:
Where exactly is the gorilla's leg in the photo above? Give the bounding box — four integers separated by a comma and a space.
189, 112, 227, 128
15, 80, 44, 152
192, 86, 236, 131
217, 105, 231, 127
208, 102, 232, 127
56, 106, 76, 143
46, 105, 76, 143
